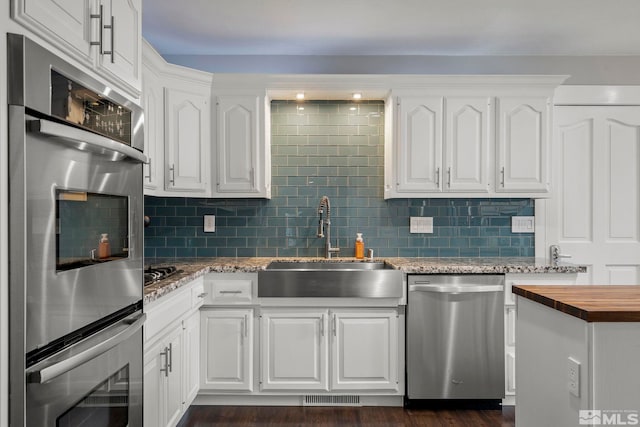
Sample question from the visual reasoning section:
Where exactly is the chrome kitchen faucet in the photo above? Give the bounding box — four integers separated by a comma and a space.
317, 196, 340, 259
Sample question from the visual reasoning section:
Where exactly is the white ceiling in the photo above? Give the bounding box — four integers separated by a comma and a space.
142, 0, 640, 56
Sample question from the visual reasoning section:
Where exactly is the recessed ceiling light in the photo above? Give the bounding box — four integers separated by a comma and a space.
352, 93, 362, 100
296, 93, 305, 100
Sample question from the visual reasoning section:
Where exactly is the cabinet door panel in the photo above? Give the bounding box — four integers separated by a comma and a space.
260, 310, 328, 391
445, 97, 490, 192
165, 87, 209, 193
497, 97, 550, 192
13, 0, 93, 62
142, 64, 161, 191
165, 326, 184, 427
182, 311, 200, 406
396, 97, 443, 192
201, 309, 253, 391
98, 0, 141, 93
143, 340, 166, 427
331, 310, 398, 391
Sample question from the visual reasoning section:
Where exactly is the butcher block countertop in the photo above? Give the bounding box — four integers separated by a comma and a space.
513, 285, 640, 322
143, 257, 586, 304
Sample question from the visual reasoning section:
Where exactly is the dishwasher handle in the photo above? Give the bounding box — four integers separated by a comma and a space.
409, 283, 504, 293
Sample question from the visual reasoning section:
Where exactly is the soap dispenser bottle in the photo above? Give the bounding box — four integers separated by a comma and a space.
98, 233, 111, 259
355, 233, 364, 259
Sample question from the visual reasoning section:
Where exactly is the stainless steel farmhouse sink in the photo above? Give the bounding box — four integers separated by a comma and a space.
258, 261, 403, 298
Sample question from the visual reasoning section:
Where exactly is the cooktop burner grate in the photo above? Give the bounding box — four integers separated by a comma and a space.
144, 266, 182, 286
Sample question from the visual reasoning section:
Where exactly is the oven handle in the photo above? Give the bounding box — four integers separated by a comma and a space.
27, 313, 146, 384
27, 117, 147, 164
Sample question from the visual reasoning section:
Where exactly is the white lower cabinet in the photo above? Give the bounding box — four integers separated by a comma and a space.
144, 278, 204, 427
200, 308, 254, 391
144, 324, 184, 427
331, 310, 399, 391
259, 308, 399, 393
260, 309, 329, 391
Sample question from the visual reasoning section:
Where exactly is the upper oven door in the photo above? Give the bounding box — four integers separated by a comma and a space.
21, 113, 145, 354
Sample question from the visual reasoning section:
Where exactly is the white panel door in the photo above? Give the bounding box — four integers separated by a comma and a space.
549, 107, 640, 284
330, 310, 399, 391
200, 308, 253, 391
260, 309, 329, 391
395, 97, 443, 192
444, 97, 491, 192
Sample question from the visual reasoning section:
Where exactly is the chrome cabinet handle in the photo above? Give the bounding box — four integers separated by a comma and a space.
160, 347, 169, 377
219, 290, 242, 294
169, 165, 176, 185
435, 167, 440, 187
500, 167, 505, 187
320, 314, 325, 337
144, 158, 152, 181
197, 292, 208, 298
167, 342, 173, 373
244, 315, 249, 338
107, 15, 115, 63
332, 314, 337, 337
447, 167, 452, 188
89, 5, 104, 53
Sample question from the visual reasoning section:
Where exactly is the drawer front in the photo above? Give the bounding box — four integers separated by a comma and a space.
206, 277, 254, 305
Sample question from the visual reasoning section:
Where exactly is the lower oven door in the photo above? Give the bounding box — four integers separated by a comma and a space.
24, 312, 145, 427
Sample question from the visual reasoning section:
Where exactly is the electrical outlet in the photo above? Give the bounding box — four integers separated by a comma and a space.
203, 215, 216, 233
410, 217, 433, 233
512, 216, 535, 233
568, 357, 580, 397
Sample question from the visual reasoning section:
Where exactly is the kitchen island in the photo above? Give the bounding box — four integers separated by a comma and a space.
513, 285, 640, 427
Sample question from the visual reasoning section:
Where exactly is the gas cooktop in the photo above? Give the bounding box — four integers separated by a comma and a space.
144, 266, 182, 286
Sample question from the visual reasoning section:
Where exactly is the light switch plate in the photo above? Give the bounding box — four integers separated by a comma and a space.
203, 215, 216, 233
410, 217, 433, 234
511, 216, 535, 233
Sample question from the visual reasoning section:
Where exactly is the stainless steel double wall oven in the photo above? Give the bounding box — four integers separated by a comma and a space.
8, 34, 146, 426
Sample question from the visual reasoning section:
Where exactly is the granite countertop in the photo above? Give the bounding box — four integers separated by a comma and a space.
513, 285, 640, 322
144, 257, 587, 304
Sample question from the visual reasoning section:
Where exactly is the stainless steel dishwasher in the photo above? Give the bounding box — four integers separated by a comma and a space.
407, 275, 505, 401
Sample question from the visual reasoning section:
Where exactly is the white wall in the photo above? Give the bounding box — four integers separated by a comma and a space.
162, 54, 640, 85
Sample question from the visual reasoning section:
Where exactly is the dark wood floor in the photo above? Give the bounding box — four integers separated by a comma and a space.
176, 405, 515, 427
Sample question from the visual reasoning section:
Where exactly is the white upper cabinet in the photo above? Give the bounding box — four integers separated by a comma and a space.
96, 0, 142, 96
11, 0, 142, 97
12, 0, 93, 60
496, 96, 551, 193
164, 85, 210, 193
141, 41, 213, 197
393, 95, 490, 195
395, 96, 443, 193
214, 95, 271, 198
142, 59, 161, 191
444, 97, 491, 192
385, 76, 564, 198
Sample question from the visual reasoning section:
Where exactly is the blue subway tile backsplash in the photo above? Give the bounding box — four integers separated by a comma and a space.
144, 100, 534, 259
